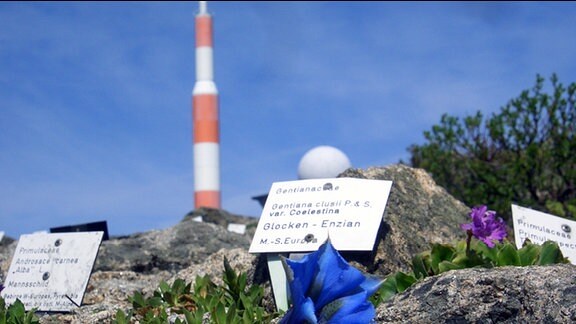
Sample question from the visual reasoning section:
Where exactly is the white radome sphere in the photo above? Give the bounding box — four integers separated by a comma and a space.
297, 145, 352, 180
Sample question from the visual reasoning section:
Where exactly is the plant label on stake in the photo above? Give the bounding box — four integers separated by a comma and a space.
511, 204, 576, 264
250, 178, 392, 253
0, 231, 104, 312
250, 178, 393, 311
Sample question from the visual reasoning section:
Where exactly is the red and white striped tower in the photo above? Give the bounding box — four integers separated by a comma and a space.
192, 1, 220, 208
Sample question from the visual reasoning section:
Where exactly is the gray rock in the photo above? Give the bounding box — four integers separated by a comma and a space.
376, 264, 576, 323
185, 207, 259, 239
338, 164, 470, 276
0, 234, 15, 246
94, 210, 255, 273
0, 237, 16, 284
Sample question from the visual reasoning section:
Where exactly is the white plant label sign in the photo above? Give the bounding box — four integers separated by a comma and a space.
249, 178, 392, 253
511, 204, 576, 264
1, 231, 104, 311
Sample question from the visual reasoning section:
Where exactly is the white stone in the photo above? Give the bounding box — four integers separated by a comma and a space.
227, 223, 246, 235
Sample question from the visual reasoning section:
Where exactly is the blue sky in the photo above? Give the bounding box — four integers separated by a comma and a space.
1, 2, 575, 239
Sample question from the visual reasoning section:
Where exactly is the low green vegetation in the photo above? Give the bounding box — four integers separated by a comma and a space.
113, 257, 278, 324
0, 297, 39, 324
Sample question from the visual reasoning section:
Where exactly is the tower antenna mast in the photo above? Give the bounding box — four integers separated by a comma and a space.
192, 1, 220, 209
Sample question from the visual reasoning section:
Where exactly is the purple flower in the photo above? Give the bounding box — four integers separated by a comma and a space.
461, 205, 507, 248
280, 238, 383, 324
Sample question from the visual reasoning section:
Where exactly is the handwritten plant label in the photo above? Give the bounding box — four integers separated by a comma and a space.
249, 178, 392, 253
511, 204, 576, 264
1, 231, 104, 311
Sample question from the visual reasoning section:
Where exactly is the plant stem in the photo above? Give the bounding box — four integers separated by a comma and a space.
466, 230, 472, 255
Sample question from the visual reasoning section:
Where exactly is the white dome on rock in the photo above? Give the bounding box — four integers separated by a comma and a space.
297, 145, 352, 180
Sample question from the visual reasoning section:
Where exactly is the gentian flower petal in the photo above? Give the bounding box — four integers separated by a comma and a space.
279, 295, 317, 324
280, 261, 319, 324
309, 239, 366, 310
359, 274, 385, 297
284, 251, 320, 298
317, 290, 376, 324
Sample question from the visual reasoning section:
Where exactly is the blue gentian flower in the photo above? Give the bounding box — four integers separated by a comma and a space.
460, 205, 507, 248
280, 238, 383, 324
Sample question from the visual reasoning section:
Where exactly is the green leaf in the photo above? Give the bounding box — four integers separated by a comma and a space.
497, 243, 521, 266
8, 299, 25, 320
183, 308, 204, 324
226, 302, 237, 323
430, 243, 456, 274
411, 254, 430, 279
24, 308, 40, 324
171, 278, 188, 296
223, 257, 238, 289
238, 293, 251, 312
212, 303, 227, 324
450, 251, 469, 267
374, 276, 398, 303
517, 241, 540, 266
113, 309, 131, 324
146, 296, 165, 308
129, 291, 148, 309
159, 281, 170, 294
538, 241, 567, 265
438, 260, 464, 273
394, 272, 417, 292
242, 309, 253, 323
471, 240, 499, 265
